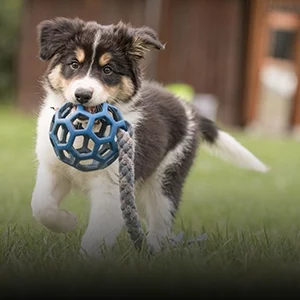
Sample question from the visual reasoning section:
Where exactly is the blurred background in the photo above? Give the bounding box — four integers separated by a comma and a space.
1, 0, 300, 136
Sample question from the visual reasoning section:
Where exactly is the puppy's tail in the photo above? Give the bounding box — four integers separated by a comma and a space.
198, 117, 269, 173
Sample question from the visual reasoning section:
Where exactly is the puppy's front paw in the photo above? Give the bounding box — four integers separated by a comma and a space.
33, 208, 77, 233
57, 209, 77, 232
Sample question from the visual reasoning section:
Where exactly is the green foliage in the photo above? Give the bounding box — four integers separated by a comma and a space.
165, 83, 195, 102
0, 0, 22, 99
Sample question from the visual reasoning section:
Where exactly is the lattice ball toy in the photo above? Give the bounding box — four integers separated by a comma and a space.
49, 102, 127, 172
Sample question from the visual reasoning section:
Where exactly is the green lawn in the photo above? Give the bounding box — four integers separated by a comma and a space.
1, 104, 300, 292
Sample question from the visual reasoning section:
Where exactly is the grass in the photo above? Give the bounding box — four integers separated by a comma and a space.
1, 104, 300, 294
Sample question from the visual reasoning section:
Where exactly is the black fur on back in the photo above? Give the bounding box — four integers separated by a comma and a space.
133, 82, 189, 181
132, 81, 220, 211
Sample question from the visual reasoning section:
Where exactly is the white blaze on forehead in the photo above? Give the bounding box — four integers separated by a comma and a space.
87, 30, 101, 75
64, 30, 110, 105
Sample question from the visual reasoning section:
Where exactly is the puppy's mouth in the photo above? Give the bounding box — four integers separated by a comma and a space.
73, 105, 100, 125
51, 104, 101, 122
73, 105, 100, 121
79, 106, 98, 114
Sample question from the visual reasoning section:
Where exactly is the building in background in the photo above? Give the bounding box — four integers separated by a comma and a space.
245, 0, 300, 136
15, 0, 300, 135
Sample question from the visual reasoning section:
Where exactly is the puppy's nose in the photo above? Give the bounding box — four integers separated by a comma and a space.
75, 88, 93, 104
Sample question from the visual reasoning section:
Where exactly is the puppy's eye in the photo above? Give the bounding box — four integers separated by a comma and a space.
103, 66, 113, 75
70, 60, 79, 70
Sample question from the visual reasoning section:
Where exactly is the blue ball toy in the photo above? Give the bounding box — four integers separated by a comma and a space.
49, 102, 127, 172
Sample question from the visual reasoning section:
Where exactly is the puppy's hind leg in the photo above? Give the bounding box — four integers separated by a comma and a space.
143, 137, 200, 251
31, 164, 77, 232
138, 176, 174, 252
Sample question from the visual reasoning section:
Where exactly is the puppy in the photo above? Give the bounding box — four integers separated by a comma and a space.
31, 17, 268, 258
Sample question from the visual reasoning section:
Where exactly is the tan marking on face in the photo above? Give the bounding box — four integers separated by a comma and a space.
48, 64, 70, 91
75, 47, 85, 63
103, 76, 134, 103
99, 52, 112, 66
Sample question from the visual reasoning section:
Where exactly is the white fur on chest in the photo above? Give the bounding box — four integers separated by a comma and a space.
35, 90, 143, 192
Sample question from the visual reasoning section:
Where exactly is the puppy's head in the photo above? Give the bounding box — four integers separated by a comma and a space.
37, 17, 164, 109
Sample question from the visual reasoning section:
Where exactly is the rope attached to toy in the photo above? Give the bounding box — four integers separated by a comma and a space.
116, 122, 207, 254
116, 122, 153, 254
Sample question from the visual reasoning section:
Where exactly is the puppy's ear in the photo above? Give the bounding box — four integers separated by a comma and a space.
129, 26, 165, 59
37, 17, 84, 61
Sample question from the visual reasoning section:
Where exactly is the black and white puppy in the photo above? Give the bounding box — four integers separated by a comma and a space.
31, 17, 268, 258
